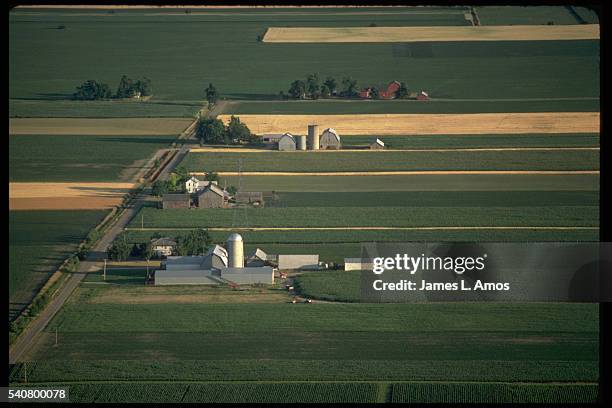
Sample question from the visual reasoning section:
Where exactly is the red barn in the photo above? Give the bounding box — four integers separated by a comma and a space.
416, 91, 429, 101
379, 81, 401, 99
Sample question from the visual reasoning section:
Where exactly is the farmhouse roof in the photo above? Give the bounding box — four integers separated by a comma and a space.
322, 128, 340, 141
162, 193, 191, 201
374, 138, 385, 147
151, 237, 177, 247
187, 176, 199, 183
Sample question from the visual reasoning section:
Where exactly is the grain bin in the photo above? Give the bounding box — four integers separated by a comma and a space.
296, 135, 307, 150
227, 233, 244, 268
307, 124, 319, 150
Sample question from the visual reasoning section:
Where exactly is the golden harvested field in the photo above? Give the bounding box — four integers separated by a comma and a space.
9, 182, 134, 210
263, 24, 600, 42
218, 112, 600, 136
9, 118, 193, 136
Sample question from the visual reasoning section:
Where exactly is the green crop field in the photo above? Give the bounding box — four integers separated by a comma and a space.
183, 150, 599, 172
9, 134, 176, 182
295, 270, 362, 302
131, 206, 598, 229
9, 99, 202, 118
476, 6, 597, 25
221, 173, 600, 192
226, 99, 600, 115
8, 210, 107, 320
335, 134, 600, 149
9, 8, 599, 118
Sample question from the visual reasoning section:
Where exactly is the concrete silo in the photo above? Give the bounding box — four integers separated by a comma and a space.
296, 135, 307, 151
307, 124, 319, 150
226, 233, 244, 268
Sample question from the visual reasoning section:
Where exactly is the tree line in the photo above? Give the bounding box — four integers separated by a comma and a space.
196, 115, 259, 146
107, 229, 213, 261
73, 75, 152, 100
284, 73, 409, 100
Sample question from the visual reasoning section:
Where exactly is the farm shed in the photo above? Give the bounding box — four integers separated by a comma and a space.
369, 138, 385, 150
262, 134, 285, 144
154, 269, 220, 285
220, 266, 275, 284
202, 245, 230, 269
417, 91, 429, 101
278, 254, 320, 270
278, 132, 297, 151
344, 258, 374, 271
319, 128, 341, 150
151, 237, 177, 257
235, 191, 264, 206
197, 184, 227, 208
246, 248, 268, 267
162, 193, 190, 209
380, 81, 401, 99
185, 176, 200, 194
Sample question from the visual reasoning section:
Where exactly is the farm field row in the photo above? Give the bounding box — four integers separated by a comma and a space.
263, 24, 599, 43
217, 112, 600, 135
9, 117, 193, 135
219, 173, 599, 192
182, 150, 599, 172
9, 99, 202, 118
9, 10, 599, 104
130, 206, 598, 229
8, 210, 108, 319
9, 134, 175, 182
9, 182, 134, 210
6, 381, 597, 403
225, 99, 600, 115
476, 6, 598, 25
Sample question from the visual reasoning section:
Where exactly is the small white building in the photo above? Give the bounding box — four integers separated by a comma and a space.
185, 177, 200, 194
278, 254, 320, 270
319, 128, 341, 150
370, 138, 385, 150
150, 237, 177, 257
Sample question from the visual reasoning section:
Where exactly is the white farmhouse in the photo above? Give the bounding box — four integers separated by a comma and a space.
185, 176, 200, 194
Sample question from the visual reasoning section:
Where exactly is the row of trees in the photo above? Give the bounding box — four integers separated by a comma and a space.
107, 229, 213, 261
197, 115, 258, 145
73, 75, 152, 101
285, 74, 410, 100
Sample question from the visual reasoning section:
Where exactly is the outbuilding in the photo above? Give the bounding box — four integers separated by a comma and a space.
278, 132, 297, 151
319, 128, 341, 150
150, 237, 177, 257
369, 138, 385, 150
162, 193, 191, 209
197, 184, 227, 208
416, 91, 429, 101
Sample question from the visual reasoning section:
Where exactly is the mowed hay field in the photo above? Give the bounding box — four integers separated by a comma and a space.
217, 113, 599, 135
263, 24, 599, 43
9, 182, 134, 210
9, 117, 192, 135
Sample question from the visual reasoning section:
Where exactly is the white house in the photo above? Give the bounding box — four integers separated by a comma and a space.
185, 177, 200, 194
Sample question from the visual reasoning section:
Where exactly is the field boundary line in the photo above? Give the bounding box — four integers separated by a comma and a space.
189, 147, 600, 153
192, 170, 600, 176
126, 226, 599, 231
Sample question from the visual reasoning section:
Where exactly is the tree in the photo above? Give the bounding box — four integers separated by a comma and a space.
73, 80, 111, 100
151, 179, 171, 197
288, 79, 306, 99
320, 84, 331, 98
305, 73, 320, 99
137, 77, 152, 96
197, 117, 226, 145
205, 83, 218, 105
395, 82, 409, 99
341, 77, 359, 97
176, 229, 212, 256
204, 171, 219, 182
116, 75, 135, 98
107, 235, 132, 261
227, 185, 238, 195
324, 76, 337, 95
226, 115, 252, 144
370, 87, 380, 100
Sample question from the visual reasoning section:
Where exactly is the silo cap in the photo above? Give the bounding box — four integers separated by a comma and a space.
227, 233, 243, 242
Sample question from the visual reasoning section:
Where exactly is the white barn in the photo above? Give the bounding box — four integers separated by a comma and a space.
278, 132, 297, 151
319, 128, 341, 150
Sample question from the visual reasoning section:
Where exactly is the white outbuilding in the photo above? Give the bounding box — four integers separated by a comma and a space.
185, 176, 200, 193
278, 132, 297, 151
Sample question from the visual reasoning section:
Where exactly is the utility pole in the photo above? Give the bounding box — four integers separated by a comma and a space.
103, 258, 107, 281
141, 214, 144, 230
55, 327, 58, 346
